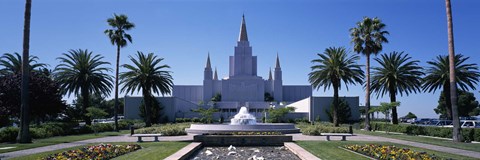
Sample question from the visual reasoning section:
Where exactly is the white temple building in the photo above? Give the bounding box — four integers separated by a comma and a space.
124, 15, 360, 122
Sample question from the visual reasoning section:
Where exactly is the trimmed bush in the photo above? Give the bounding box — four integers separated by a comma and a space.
295, 118, 310, 124
365, 122, 480, 142
0, 127, 19, 142
297, 123, 349, 135
192, 117, 200, 123
0, 120, 144, 143
135, 123, 190, 136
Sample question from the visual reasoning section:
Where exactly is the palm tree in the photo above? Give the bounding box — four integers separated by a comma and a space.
105, 14, 135, 131
371, 51, 424, 124
445, 0, 461, 142
350, 17, 389, 131
0, 52, 46, 76
120, 52, 173, 127
18, 0, 33, 143
308, 47, 364, 126
423, 54, 479, 121
54, 49, 113, 125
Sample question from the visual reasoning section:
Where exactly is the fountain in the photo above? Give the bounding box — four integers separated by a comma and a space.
185, 107, 302, 159
230, 107, 257, 125
185, 106, 300, 135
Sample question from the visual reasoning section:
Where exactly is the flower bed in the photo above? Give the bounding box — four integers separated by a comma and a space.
345, 144, 440, 160
42, 144, 141, 160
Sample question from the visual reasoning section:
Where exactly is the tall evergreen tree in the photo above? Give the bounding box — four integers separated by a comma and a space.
54, 49, 113, 125
0, 52, 46, 76
371, 52, 423, 124
423, 54, 479, 120
350, 17, 389, 130
308, 47, 364, 126
120, 52, 173, 127
445, 0, 461, 142
18, 0, 33, 143
105, 14, 135, 131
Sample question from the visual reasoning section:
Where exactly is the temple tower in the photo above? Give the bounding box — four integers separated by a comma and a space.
229, 15, 258, 78
203, 54, 213, 102
273, 54, 283, 101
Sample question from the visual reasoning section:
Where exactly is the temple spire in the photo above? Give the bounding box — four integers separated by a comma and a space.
205, 53, 211, 69
238, 14, 248, 42
214, 67, 218, 80
268, 68, 273, 80
275, 53, 281, 69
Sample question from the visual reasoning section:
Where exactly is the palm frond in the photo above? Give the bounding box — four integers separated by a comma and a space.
120, 51, 174, 97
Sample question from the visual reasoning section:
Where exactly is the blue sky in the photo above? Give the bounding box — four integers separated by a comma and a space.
1, 0, 479, 118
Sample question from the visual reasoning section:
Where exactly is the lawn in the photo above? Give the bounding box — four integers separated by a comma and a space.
0, 130, 130, 153
296, 141, 477, 160
355, 129, 480, 152
10, 142, 189, 160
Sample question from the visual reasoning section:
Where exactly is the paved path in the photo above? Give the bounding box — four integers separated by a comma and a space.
1, 133, 480, 159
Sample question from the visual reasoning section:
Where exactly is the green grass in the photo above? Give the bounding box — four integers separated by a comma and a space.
10, 142, 189, 160
296, 141, 477, 160
355, 129, 480, 152
0, 130, 129, 153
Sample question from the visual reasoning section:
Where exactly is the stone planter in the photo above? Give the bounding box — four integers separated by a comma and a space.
193, 135, 292, 146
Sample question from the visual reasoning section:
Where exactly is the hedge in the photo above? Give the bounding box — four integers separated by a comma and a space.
296, 122, 349, 135
366, 122, 480, 142
0, 120, 139, 142
135, 123, 190, 136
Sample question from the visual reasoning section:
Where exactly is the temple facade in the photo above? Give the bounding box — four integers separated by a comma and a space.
124, 15, 360, 122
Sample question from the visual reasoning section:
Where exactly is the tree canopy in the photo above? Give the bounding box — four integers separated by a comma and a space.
0, 72, 67, 121
435, 90, 479, 118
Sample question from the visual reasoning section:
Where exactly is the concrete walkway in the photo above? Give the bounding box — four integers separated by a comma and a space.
1, 133, 480, 159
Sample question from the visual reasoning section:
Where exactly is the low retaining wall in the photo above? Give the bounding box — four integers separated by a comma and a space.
193, 135, 292, 146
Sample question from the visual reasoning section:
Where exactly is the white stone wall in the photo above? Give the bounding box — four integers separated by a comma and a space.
123, 96, 177, 122
221, 78, 265, 102
310, 96, 360, 122
282, 85, 312, 102
172, 85, 203, 102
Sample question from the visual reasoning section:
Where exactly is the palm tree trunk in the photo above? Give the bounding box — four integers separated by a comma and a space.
17, 0, 32, 143
389, 88, 398, 124
445, 0, 461, 142
82, 87, 91, 125
333, 82, 339, 127
113, 45, 120, 131
364, 53, 371, 131
143, 90, 152, 127
443, 84, 453, 120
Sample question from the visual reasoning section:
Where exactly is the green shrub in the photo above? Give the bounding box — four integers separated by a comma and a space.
192, 117, 200, 123
31, 127, 50, 139
295, 118, 310, 124
118, 120, 131, 130
135, 123, 190, 136
463, 128, 475, 142
366, 122, 480, 142
0, 127, 19, 142
175, 118, 184, 123
299, 123, 349, 135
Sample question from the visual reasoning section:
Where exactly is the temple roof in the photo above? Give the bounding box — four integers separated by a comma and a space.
268, 68, 273, 80
205, 53, 211, 69
214, 67, 218, 80
275, 53, 281, 68
238, 14, 248, 42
